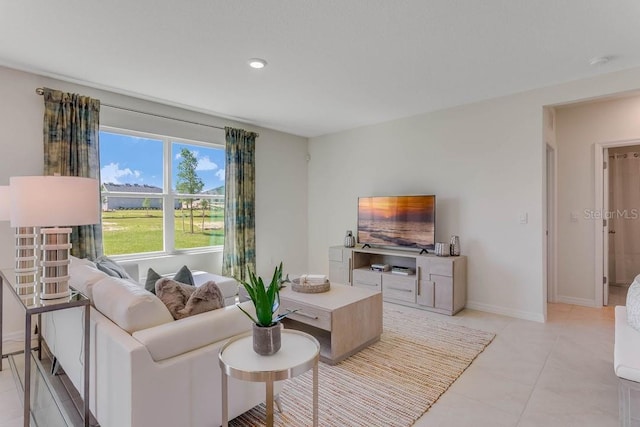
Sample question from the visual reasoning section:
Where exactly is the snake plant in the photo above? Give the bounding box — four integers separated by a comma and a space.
237, 263, 294, 327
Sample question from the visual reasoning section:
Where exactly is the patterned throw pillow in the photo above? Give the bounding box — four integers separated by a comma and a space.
178, 281, 224, 319
155, 278, 223, 320
626, 279, 640, 332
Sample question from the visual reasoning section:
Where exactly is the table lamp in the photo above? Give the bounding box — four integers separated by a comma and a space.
10, 176, 100, 299
1, 184, 40, 297
0, 185, 8, 220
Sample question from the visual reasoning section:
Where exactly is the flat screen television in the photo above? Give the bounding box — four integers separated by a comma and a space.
357, 195, 436, 250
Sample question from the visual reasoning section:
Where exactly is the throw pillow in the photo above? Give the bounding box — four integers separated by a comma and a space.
627, 278, 640, 332
173, 265, 195, 286
156, 278, 195, 319
177, 281, 224, 319
155, 278, 223, 320
95, 256, 133, 280
145, 268, 163, 295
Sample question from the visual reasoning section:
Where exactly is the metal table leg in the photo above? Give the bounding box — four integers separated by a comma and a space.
83, 305, 90, 427
266, 380, 274, 426
37, 314, 41, 361
0, 276, 3, 372
313, 361, 318, 427
221, 371, 228, 427
24, 314, 31, 427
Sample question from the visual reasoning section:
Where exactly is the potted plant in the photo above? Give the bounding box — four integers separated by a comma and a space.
237, 263, 294, 355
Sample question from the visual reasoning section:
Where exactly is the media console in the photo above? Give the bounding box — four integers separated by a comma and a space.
329, 246, 466, 315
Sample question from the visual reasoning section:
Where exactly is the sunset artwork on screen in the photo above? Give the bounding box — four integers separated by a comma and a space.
357, 195, 435, 249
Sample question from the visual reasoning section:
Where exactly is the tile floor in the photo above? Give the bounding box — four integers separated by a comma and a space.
0, 302, 626, 426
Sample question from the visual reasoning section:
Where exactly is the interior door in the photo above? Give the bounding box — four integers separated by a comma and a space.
603, 148, 609, 306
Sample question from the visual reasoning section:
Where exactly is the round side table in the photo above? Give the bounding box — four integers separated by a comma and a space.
219, 329, 320, 426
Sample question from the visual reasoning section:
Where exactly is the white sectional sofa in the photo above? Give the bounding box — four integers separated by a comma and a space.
615, 305, 640, 426
42, 257, 276, 427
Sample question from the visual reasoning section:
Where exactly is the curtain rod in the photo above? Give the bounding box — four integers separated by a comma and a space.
35, 87, 259, 137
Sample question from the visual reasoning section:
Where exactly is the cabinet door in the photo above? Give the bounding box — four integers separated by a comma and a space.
328, 247, 352, 285
416, 280, 434, 307
433, 275, 453, 310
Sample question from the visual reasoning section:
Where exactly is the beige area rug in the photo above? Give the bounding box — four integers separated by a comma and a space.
230, 307, 495, 427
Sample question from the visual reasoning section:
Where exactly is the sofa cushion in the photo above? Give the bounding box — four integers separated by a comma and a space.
95, 256, 133, 280
191, 271, 238, 299
627, 277, 640, 332
92, 276, 173, 334
156, 278, 223, 320
132, 301, 255, 362
69, 256, 109, 300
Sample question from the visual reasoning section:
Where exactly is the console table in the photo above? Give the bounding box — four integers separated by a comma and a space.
329, 246, 467, 315
219, 329, 320, 427
0, 269, 91, 427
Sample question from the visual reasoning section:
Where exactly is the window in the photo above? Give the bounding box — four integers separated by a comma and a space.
99, 128, 225, 256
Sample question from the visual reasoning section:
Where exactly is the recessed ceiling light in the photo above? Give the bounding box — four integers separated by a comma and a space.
589, 56, 611, 66
248, 58, 267, 69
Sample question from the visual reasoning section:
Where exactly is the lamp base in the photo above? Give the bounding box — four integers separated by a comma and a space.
14, 227, 38, 297
40, 228, 72, 299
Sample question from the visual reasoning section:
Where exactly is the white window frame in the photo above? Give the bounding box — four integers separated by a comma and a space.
100, 126, 225, 259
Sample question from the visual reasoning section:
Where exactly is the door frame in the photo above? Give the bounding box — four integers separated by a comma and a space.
594, 139, 640, 306
546, 144, 557, 303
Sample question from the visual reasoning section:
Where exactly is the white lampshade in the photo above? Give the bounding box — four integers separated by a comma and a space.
0, 185, 9, 221
9, 176, 100, 227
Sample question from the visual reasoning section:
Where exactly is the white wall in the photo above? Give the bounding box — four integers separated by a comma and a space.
308, 66, 640, 322
0, 65, 308, 339
555, 95, 640, 305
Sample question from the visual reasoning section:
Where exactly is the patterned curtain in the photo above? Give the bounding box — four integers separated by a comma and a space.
42, 88, 103, 260
222, 127, 257, 281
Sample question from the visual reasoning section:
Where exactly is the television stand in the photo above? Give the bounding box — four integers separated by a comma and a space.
328, 246, 466, 316
419, 248, 428, 255
362, 244, 371, 249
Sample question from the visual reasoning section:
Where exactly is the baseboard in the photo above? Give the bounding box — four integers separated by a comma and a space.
556, 295, 597, 307
465, 300, 545, 323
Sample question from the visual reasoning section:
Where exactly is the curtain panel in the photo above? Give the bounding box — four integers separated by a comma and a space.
42, 88, 103, 260
222, 127, 257, 282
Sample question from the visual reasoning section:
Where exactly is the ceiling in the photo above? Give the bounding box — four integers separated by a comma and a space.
1, 1, 639, 138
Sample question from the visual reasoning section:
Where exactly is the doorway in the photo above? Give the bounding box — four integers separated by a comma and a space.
595, 140, 640, 307
607, 145, 640, 305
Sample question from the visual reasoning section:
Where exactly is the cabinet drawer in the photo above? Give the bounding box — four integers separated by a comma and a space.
429, 259, 453, 277
279, 299, 331, 331
352, 269, 382, 291
382, 275, 416, 303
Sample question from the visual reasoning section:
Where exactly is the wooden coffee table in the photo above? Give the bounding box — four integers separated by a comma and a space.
279, 283, 382, 364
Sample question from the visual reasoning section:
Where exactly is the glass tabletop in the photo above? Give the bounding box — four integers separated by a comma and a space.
0, 268, 89, 313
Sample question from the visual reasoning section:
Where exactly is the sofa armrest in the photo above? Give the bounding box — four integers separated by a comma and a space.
132, 301, 255, 362
615, 305, 640, 383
